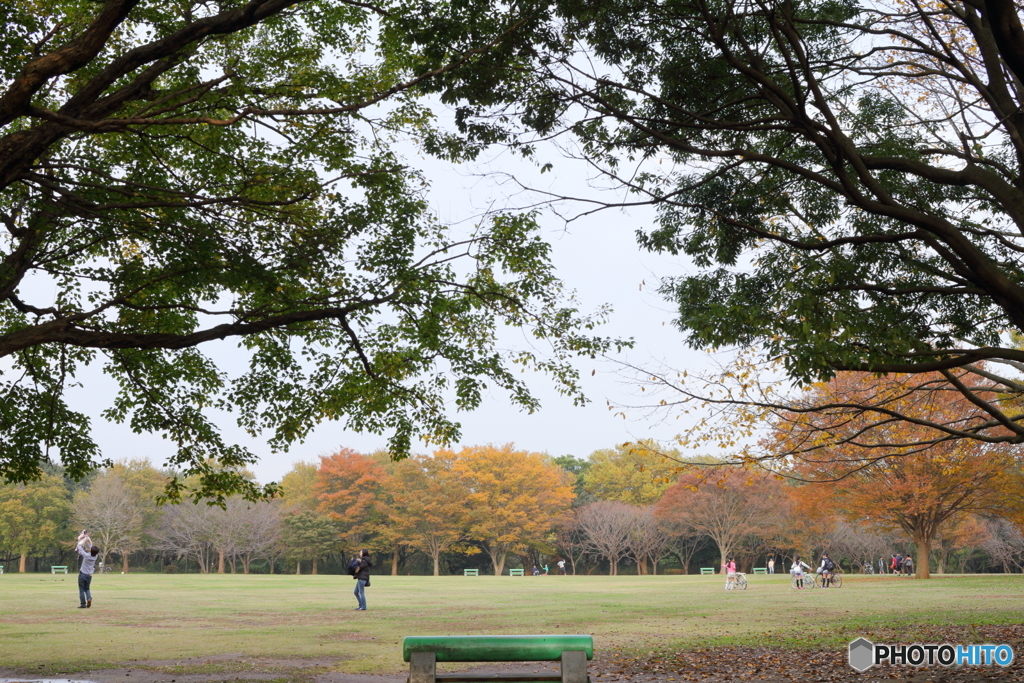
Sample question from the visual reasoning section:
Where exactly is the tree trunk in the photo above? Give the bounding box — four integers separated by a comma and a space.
491, 548, 507, 575
914, 533, 932, 579
218, 550, 225, 574
392, 547, 400, 576
122, 554, 129, 573
19, 553, 26, 573
312, 556, 318, 574
296, 560, 301, 575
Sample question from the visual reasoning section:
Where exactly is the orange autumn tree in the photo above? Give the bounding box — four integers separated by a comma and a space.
773, 372, 1019, 579
386, 452, 471, 576
448, 444, 574, 575
315, 448, 391, 555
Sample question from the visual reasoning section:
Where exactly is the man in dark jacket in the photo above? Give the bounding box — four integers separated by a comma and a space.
353, 549, 372, 611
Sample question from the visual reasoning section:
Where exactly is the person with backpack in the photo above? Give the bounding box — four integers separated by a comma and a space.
818, 553, 836, 588
349, 549, 372, 611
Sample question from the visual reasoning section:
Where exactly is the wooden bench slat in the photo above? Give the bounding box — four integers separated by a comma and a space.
436, 674, 562, 682
404, 635, 593, 663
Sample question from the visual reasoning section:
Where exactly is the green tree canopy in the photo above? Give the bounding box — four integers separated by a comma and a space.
434, 0, 1024, 457
0, 473, 72, 571
0, 0, 619, 502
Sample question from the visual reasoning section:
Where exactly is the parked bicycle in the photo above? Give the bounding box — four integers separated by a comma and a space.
790, 572, 816, 590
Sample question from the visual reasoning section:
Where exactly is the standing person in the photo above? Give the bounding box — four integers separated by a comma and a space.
75, 530, 99, 609
791, 556, 811, 589
723, 557, 737, 590
903, 555, 914, 577
895, 553, 904, 576
879, 557, 886, 575
890, 554, 898, 574
352, 549, 372, 611
818, 553, 836, 588
767, 556, 775, 574
557, 559, 566, 575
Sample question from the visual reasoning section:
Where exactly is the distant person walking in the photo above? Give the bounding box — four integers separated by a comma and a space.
75, 530, 99, 609
879, 557, 886, 575
768, 557, 775, 574
352, 549, 372, 611
903, 555, 914, 577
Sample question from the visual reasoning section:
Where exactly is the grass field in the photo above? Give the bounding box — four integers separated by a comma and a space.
2, 572, 1021, 676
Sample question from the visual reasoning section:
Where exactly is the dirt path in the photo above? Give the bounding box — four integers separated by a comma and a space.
3, 636, 1022, 683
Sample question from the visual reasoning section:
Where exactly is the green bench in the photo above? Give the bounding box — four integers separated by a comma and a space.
463, 569, 479, 577
699, 568, 715, 575
404, 634, 593, 683
509, 568, 524, 576
51, 566, 68, 574
753, 567, 768, 574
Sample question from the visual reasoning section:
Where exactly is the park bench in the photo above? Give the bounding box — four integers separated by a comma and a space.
753, 568, 767, 574
0, 565, 3, 574
51, 566, 68, 574
463, 569, 479, 577
404, 634, 593, 683
509, 568, 524, 576
699, 568, 715, 575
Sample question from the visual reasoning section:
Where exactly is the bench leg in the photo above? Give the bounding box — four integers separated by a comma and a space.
409, 651, 436, 683
561, 650, 587, 683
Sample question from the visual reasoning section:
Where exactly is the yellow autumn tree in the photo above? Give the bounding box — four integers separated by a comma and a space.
449, 444, 574, 575
582, 440, 683, 505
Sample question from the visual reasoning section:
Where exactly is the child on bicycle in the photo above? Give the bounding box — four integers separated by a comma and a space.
790, 556, 810, 589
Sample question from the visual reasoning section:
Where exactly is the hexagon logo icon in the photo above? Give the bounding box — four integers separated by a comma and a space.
849, 638, 875, 672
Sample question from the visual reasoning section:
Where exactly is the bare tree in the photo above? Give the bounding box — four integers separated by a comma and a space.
983, 519, 1024, 573
153, 503, 217, 573
73, 474, 144, 570
625, 507, 671, 575
656, 469, 785, 568
554, 515, 589, 575
233, 501, 282, 574
575, 501, 635, 576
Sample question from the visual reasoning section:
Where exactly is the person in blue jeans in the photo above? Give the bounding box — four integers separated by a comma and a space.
352, 549, 372, 611
75, 530, 100, 608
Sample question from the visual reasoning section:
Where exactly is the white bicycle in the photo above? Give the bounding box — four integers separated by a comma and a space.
726, 572, 748, 590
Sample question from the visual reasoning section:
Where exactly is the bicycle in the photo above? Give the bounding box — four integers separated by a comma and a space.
790, 572, 816, 590
726, 572, 748, 590
815, 568, 843, 588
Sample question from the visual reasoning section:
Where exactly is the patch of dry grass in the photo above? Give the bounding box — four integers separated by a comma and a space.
1, 572, 1020, 674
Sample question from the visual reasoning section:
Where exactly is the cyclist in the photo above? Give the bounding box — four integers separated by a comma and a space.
818, 553, 836, 587
790, 556, 811, 589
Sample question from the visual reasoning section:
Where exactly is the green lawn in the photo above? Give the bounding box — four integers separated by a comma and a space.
1, 572, 1021, 675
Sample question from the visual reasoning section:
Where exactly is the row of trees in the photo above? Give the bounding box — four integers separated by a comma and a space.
4, 370, 1023, 577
